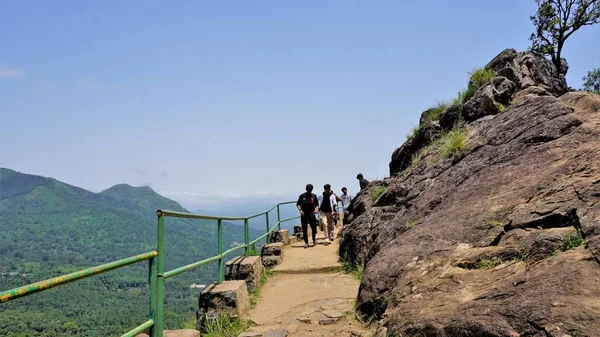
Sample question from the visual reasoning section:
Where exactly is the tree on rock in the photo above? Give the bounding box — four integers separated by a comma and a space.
529, 0, 600, 74
582, 68, 600, 93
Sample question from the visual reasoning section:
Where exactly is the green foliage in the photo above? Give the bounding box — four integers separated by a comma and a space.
370, 186, 387, 202
341, 260, 364, 281
420, 101, 450, 126
463, 68, 496, 102
247, 244, 260, 256
453, 89, 468, 105
202, 315, 251, 337
494, 101, 506, 113
582, 68, 600, 93
486, 220, 503, 229
406, 125, 419, 140
410, 148, 427, 168
529, 0, 600, 73
476, 257, 504, 269
560, 230, 586, 251
0, 168, 263, 336
516, 244, 529, 263
430, 128, 470, 165
405, 220, 419, 229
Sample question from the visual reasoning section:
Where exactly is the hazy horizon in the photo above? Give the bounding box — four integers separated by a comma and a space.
2, 1, 598, 210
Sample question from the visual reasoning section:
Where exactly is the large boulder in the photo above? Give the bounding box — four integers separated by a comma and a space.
342, 91, 600, 336
484, 48, 568, 97
389, 122, 442, 175
462, 76, 516, 121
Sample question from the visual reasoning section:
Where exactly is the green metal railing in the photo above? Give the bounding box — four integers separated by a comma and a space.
0, 201, 299, 337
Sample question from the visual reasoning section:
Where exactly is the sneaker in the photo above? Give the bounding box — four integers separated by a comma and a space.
325, 238, 331, 245
304, 243, 309, 249
313, 241, 317, 247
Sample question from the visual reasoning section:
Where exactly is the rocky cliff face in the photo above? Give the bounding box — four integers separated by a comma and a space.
340, 49, 600, 337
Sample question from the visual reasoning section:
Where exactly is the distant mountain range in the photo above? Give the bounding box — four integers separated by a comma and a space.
193, 200, 302, 232
0, 167, 263, 336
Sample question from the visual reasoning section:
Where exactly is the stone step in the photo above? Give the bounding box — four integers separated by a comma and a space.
224, 256, 264, 293
261, 242, 284, 257
262, 255, 282, 267
269, 229, 290, 246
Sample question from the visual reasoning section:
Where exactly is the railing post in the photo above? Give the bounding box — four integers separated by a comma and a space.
155, 211, 165, 337
265, 212, 270, 244
244, 218, 249, 256
148, 257, 157, 337
217, 219, 224, 284
277, 204, 281, 230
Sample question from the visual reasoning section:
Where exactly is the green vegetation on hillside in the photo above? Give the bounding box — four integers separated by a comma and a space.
0, 168, 264, 337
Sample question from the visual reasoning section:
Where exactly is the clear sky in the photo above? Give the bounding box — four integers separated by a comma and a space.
1, 1, 598, 209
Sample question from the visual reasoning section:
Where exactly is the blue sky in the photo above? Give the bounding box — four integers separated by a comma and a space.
1, 0, 599, 210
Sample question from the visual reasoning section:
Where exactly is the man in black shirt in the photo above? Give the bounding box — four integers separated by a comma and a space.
357, 173, 369, 190
296, 184, 319, 248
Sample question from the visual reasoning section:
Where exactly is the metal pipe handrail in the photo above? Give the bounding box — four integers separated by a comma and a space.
0, 251, 157, 304
0, 200, 300, 337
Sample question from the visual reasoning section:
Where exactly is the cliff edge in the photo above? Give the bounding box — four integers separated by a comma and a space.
340, 48, 600, 337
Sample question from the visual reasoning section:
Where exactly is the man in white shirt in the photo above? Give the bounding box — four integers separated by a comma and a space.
317, 184, 337, 244
340, 187, 352, 224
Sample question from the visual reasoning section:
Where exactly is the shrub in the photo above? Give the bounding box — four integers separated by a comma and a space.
560, 230, 586, 251
463, 68, 496, 103
370, 186, 386, 201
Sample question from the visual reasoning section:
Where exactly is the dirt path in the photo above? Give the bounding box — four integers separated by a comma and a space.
244, 231, 373, 337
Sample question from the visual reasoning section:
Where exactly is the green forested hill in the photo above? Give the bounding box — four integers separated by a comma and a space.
0, 167, 264, 337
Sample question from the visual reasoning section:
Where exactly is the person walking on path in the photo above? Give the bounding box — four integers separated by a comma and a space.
296, 184, 319, 248
357, 173, 369, 191
318, 184, 337, 244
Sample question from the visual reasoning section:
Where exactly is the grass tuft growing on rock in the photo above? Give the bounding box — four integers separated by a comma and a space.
454, 89, 468, 105
428, 128, 470, 166
420, 101, 450, 125
463, 67, 496, 103
370, 186, 387, 202
406, 125, 419, 140
341, 260, 364, 281
494, 101, 506, 113
405, 220, 419, 229
560, 230, 586, 252
486, 220, 503, 229
476, 256, 504, 269
201, 314, 252, 337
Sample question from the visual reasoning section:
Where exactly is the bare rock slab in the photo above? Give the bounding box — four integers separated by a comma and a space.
261, 242, 284, 257
269, 230, 290, 246
225, 256, 264, 292
264, 331, 288, 337
196, 281, 250, 332
322, 310, 344, 319
262, 256, 282, 267
238, 332, 263, 337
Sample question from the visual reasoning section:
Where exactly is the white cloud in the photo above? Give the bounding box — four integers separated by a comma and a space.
0, 61, 25, 79
160, 189, 297, 210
